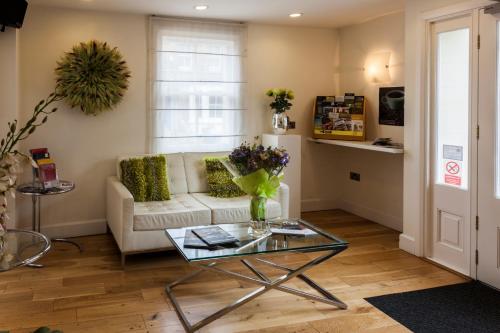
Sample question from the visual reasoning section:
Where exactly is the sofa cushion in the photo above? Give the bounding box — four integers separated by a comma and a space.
120, 158, 146, 202
165, 153, 188, 195
117, 153, 188, 195
183, 152, 229, 193
133, 194, 210, 231
204, 157, 245, 198
143, 155, 170, 201
191, 193, 281, 224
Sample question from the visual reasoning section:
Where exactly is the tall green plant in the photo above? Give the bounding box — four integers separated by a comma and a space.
0, 91, 63, 234
0, 92, 63, 159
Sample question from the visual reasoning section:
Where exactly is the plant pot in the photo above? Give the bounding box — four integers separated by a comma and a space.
249, 196, 269, 237
272, 112, 289, 135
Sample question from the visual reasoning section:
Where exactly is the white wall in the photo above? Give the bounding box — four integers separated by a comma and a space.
16, 5, 148, 236
14, 5, 341, 235
328, 12, 405, 231
246, 24, 342, 212
0, 28, 19, 227
0, 29, 18, 127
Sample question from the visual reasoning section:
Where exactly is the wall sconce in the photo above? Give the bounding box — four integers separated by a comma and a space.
364, 51, 391, 83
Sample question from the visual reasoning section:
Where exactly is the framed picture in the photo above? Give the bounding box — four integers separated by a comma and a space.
379, 87, 404, 126
312, 95, 366, 141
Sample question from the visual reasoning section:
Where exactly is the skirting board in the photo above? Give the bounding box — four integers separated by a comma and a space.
301, 198, 339, 213
399, 233, 417, 255
27, 219, 107, 238
337, 199, 403, 232
301, 198, 403, 232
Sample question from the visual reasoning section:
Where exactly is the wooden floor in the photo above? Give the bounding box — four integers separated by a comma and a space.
0, 210, 467, 333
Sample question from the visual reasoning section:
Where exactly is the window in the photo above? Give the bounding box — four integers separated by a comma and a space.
150, 18, 247, 153
435, 27, 470, 189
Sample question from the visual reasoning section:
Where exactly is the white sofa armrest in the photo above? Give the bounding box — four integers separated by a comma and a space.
106, 176, 134, 252
275, 182, 290, 219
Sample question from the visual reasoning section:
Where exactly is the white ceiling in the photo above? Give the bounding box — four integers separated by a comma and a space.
29, 0, 405, 29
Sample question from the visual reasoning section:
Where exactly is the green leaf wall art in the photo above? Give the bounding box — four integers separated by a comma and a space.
55, 40, 131, 116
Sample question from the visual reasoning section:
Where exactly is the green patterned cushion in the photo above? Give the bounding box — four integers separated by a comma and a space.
143, 155, 170, 201
204, 157, 245, 198
120, 158, 146, 202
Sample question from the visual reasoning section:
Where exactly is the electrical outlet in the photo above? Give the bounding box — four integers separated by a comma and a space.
288, 121, 296, 129
350, 172, 361, 182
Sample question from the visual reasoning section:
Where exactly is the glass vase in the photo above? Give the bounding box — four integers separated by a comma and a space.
272, 112, 289, 135
249, 196, 269, 237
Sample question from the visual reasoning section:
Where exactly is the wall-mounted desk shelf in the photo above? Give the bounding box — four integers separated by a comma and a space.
307, 137, 404, 154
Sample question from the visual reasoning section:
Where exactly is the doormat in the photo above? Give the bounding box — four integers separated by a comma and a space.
365, 282, 500, 333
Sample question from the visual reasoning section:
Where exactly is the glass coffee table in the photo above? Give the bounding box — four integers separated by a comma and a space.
165, 219, 349, 333
0, 229, 51, 272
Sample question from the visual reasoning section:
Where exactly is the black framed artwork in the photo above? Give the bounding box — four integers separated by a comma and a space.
379, 87, 404, 126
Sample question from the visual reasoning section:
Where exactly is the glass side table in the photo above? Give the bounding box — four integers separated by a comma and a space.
0, 229, 51, 272
17, 181, 82, 260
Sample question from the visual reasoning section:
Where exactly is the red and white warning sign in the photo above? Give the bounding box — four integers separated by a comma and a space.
444, 160, 462, 186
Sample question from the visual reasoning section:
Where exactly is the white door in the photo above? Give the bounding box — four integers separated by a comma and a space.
428, 16, 474, 275
477, 7, 500, 289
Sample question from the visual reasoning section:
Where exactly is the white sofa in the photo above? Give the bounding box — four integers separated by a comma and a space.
106, 152, 290, 265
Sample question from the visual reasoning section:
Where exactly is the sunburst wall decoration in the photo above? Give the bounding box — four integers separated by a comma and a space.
55, 40, 131, 116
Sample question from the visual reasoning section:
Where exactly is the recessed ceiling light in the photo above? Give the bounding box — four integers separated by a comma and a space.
289, 13, 303, 18
194, 5, 208, 10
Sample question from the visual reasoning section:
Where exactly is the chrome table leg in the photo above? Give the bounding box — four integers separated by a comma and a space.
165, 249, 347, 333
255, 257, 347, 307
52, 238, 83, 252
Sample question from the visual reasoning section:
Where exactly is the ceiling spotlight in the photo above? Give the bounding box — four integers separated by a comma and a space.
194, 5, 208, 10
289, 13, 303, 18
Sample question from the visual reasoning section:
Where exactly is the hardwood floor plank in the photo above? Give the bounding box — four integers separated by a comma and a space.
76, 298, 171, 322
33, 283, 106, 301
239, 322, 320, 333
0, 209, 468, 332
0, 309, 76, 330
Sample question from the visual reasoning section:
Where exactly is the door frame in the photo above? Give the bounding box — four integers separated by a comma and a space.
412, 1, 493, 278
401, 0, 495, 273
476, 7, 500, 288
425, 13, 478, 277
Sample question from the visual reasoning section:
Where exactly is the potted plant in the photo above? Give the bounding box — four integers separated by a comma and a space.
0, 92, 63, 255
223, 142, 290, 237
266, 88, 294, 134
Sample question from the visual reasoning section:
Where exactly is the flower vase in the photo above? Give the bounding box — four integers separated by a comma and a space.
272, 112, 289, 135
249, 195, 269, 237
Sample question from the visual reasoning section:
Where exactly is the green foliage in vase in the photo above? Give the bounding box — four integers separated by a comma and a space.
204, 157, 245, 198
265, 88, 294, 114
55, 40, 131, 116
143, 155, 170, 201
120, 158, 146, 202
0, 92, 63, 161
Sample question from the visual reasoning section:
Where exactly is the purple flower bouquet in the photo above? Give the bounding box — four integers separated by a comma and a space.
223, 143, 290, 236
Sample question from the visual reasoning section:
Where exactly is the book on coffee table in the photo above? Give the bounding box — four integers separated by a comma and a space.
270, 222, 317, 236
191, 226, 239, 246
183, 230, 215, 249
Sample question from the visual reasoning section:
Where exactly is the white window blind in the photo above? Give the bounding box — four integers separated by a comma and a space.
150, 17, 247, 153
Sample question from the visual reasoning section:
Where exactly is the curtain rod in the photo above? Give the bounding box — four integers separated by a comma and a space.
150, 15, 246, 26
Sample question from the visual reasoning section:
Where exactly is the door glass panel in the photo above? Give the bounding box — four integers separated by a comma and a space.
436, 28, 470, 189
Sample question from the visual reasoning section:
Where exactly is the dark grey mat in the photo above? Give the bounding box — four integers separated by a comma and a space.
365, 282, 500, 333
